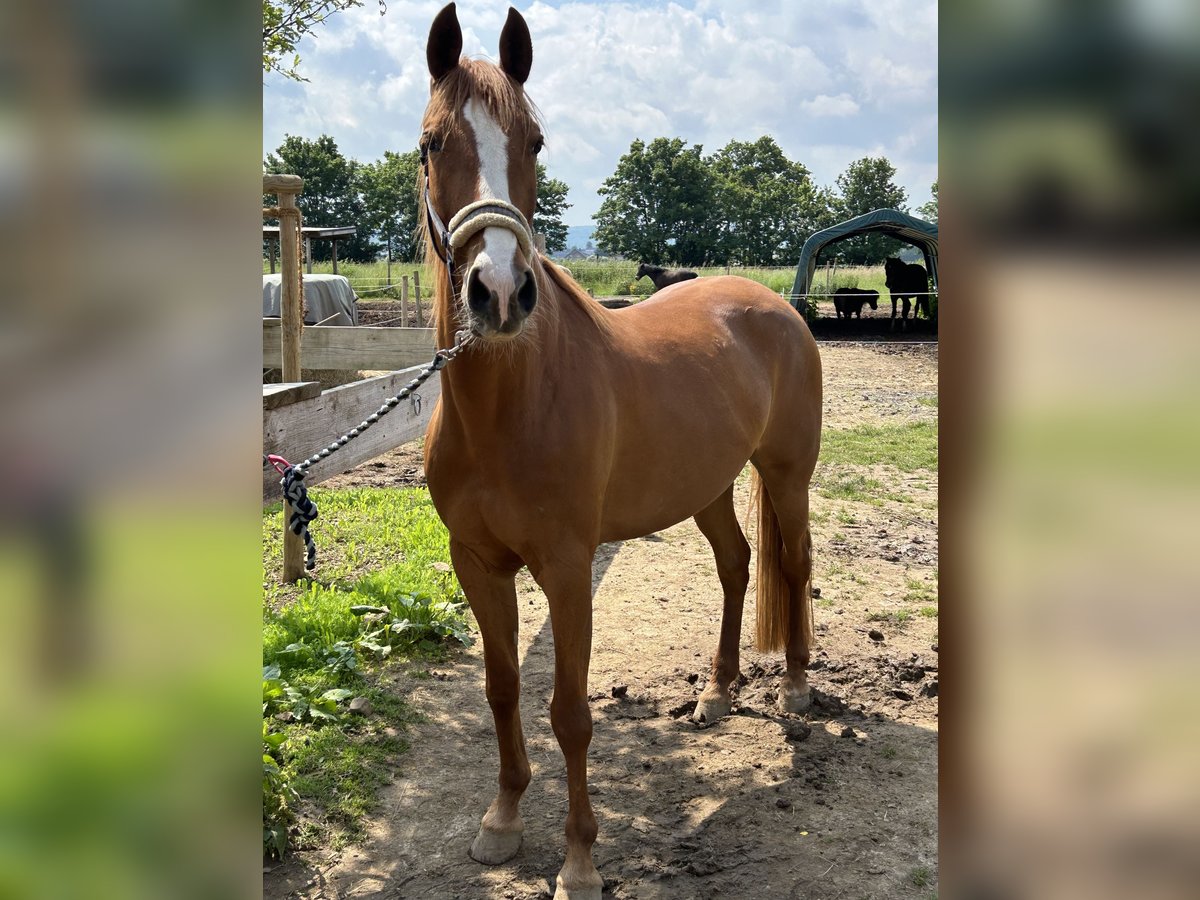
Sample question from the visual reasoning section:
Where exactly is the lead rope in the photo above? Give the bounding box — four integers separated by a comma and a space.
264, 329, 470, 570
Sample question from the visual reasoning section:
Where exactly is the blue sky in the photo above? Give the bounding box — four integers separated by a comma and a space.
263, 0, 937, 224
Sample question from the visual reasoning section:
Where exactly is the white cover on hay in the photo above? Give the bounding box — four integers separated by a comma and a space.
263, 274, 359, 326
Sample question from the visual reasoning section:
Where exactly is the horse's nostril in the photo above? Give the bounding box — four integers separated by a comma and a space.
466, 267, 493, 314
515, 268, 537, 314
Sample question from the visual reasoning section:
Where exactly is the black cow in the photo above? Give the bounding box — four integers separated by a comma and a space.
832, 287, 879, 321
883, 257, 930, 331
636, 262, 699, 291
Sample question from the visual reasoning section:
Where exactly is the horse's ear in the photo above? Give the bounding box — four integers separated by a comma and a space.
427, 3, 463, 82
499, 7, 532, 85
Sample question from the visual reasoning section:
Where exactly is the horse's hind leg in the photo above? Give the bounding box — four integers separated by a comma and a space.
692, 483, 751, 723
752, 465, 816, 714
452, 540, 531, 866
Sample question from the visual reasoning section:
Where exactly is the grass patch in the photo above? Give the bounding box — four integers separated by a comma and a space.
903, 578, 937, 605
816, 597, 835, 609
919, 606, 938, 618
867, 609, 913, 627
909, 865, 934, 889
263, 487, 471, 859
817, 472, 913, 506
879, 744, 898, 760
917, 396, 938, 408
821, 421, 938, 472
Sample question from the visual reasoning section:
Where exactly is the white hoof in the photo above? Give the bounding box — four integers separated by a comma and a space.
693, 692, 732, 724
779, 682, 812, 714
553, 874, 602, 900
469, 824, 523, 865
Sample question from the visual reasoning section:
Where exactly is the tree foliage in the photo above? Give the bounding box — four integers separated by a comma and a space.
709, 136, 823, 265
534, 163, 571, 254
593, 137, 920, 267
594, 138, 720, 266
263, 1, 382, 82
917, 180, 938, 222
358, 150, 421, 262
264, 134, 378, 262
831, 157, 910, 264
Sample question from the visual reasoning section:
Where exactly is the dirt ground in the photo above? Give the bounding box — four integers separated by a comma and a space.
266, 342, 939, 900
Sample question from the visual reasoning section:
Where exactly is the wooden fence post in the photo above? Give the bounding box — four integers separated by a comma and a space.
264, 173, 307, 583
413, 270, 423, 327
401, 275, 410, 326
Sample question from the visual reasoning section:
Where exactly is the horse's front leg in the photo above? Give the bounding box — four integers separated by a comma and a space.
451, 540, 531, 865
531, 548, 603, 900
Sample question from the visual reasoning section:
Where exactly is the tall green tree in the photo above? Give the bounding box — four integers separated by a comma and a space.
263, 1, 382, 82
917, 180, 938, 222
264, 134, 378, 262
534, 163, 571, 254
358, 149, 421, 265
594, 137, 720, 266
709, 136, 824, 265
833, 156, 909, 264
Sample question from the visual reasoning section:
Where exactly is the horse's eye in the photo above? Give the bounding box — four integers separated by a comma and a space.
532, 137, 544, 156
428, 135, 443, 153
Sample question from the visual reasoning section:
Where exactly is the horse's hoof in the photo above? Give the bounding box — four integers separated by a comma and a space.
553, 873, 603, 900
693, 691, 732, 724
469, 825, 523, 865
778, 682, 812, 714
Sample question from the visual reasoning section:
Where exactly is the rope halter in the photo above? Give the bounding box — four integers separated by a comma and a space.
421, 146, 536, 285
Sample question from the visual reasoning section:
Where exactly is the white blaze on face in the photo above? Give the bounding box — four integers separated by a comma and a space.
463, 97, 519, 324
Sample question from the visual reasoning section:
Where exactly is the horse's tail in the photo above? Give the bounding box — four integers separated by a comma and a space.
752, 469, 812, 653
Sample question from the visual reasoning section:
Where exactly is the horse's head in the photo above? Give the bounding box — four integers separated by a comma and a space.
868, 292, 878, 310
422, 4, 542, 342
884, 257, 901, 275
635, 263, 648, 280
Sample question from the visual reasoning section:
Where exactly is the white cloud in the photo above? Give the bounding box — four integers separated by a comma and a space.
800, 94, 861, 118
263, 0, 937, 222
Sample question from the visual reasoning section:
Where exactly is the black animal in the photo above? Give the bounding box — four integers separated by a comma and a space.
636, 262, 699, 291
883, 257, 930, 331
833, 287, 879, 321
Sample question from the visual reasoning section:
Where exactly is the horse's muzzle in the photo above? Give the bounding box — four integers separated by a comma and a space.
465, 263, 537, 339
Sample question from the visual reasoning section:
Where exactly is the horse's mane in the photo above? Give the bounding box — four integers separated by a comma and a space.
536, 256, 613, 339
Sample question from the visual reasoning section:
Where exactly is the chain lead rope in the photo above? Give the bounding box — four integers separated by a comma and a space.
264, 331, 469, 571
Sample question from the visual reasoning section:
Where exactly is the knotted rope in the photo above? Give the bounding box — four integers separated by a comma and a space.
264, 331, 470, 571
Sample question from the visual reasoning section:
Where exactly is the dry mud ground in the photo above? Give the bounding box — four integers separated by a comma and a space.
267, 343, 939, 900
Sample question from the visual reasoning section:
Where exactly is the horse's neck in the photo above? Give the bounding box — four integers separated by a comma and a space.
435, 268, 571, 429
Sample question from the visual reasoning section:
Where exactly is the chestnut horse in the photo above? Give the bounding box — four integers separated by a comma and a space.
420, 6, 822, 898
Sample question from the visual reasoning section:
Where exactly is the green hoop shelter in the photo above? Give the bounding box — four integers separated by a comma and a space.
788, 208, 938, 305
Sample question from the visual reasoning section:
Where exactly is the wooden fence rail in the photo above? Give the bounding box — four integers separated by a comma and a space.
263, 365, 442, 501
263, 322, 436, 371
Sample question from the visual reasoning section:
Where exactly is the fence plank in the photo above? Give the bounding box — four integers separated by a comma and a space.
263, 322, 436, 370
262, 367, 441, 500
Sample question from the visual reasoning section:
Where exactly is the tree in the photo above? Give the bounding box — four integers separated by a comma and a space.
594, 138, 720, 266
917, 180, 938, 222
833, 157, 909, 264
358, 150, 422, 268
264, 134, 378, 262
708, 136, 825, 266
534, 163, 571, 254
263, 1, 382, 82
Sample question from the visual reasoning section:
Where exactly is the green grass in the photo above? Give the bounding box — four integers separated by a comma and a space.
867, 609, 913, 627
919, 606, 939, 618
263, 487, 470, 858
909, 865, 934, 889
821, 421, 938, 472
903, 578, 937, 605
918, 396, 939, 408
817, 473, 914, 506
